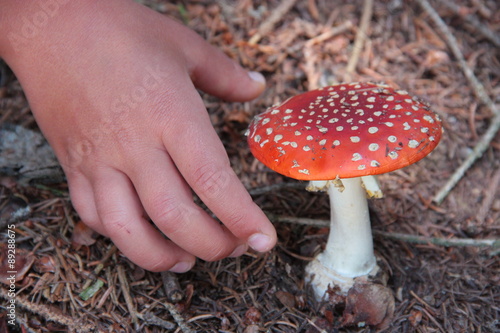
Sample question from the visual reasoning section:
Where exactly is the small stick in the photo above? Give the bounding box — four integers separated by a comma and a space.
116, 265, 138, 326
272, 215, 500, 248
249, 0, 298, 45
140, 312, 176, 330
345, 0, 374, 76
414, 0, 499, 204
161, 271, 184, 303
164, 302, 195, 333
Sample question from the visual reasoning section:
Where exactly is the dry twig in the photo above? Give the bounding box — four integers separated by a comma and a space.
345, 0, 374, 79
249, 0, 298, 45
272, 216, 500, 248
414, 0, 500, 204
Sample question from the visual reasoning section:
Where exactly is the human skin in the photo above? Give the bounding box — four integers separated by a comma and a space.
0, 0, 277, 272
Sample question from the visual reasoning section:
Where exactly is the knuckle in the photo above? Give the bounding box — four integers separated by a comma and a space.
149, 195, 185, 225
223, 209, 248, 231
201, 244, 229, 262
192, 163, 232, 199
100, 209, 133, 236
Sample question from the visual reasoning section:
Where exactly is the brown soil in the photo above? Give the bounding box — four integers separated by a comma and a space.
1, 0, 499, 332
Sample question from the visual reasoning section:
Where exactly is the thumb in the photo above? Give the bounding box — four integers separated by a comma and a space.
183, 38, 266, 102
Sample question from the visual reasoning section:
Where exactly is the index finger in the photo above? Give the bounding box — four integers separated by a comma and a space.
159, 83, 277, 253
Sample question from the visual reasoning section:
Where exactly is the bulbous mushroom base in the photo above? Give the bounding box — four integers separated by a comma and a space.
305, 256, 395, 329
305, 254, 379, 299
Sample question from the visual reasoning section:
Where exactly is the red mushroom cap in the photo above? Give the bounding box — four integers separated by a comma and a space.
247, 82, 443, 180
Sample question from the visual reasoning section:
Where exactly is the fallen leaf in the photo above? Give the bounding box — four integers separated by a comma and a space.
0, 243, 35, 284
275, 290, 296, 308
71, 221, 97, 247
33, 255, 57, 273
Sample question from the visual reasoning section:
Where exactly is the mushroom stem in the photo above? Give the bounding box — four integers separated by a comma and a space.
306, 177, 377, 297
324, 177, 376, 276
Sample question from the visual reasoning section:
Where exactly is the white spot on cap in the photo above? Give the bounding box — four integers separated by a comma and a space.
386, 95, 395, 101
408, 140, 419, 148
370, 160, 380, 167
358, 165, 366, 170
282, 141, 290, 145
307, 135, 314, 141
369, 143, 379, 151
374, 111, 382, 117
388, 151, 398, 159
423, 115, 435, 123
292, 160, 300, 168
351, 126, 359, 130
336, 126, 344, 131
368, 127, 379, 134
394, 104, 403, 110
367, 97, 376, 103
303, 145, 311, 151
260, 139, 269, 147
352, 153, 362, 161
262, 118, 270, 125
350, 136, 360, 143
388, 135, 397, 143
403, 122, 411, 130
271, 109, 280, 115
421, 127, 429, 133
429, 136, 435, 141
266, 128, 273, 135
318, 127, 328, 133
254, 135, 261, 143
274, 134, 283, 142
283, 115, 292, 120
290, 142, 298, 148
319, 139, 327, 145
295, 131, 301, 136
333, 140, 341, 146
385, 122, 394, 127
298, 169, 310, 175
285, 109, 293, 114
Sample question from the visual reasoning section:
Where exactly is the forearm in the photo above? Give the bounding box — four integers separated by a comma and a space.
0, 0, 108, 66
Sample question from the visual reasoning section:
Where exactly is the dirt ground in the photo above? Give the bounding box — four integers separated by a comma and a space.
1, 0, 499, 332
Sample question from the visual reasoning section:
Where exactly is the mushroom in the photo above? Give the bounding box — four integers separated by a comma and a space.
247, 82, 443, 299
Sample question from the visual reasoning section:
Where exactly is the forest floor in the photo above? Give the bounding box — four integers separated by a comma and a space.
0, 0, 499, 332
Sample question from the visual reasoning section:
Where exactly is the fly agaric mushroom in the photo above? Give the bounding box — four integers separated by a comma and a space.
247, 82, 442, 299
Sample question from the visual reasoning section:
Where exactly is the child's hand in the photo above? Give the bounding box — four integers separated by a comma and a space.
0, 0, 276, 272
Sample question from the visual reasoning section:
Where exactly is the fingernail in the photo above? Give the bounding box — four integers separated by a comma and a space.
248, 233, 273, 252
248, 71, 266, 85
229, 244, 248, 258
169, 261, 194, 273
